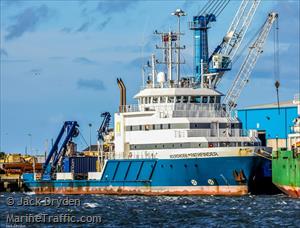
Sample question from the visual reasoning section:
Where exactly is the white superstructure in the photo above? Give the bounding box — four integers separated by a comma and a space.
113, 21, 262, 160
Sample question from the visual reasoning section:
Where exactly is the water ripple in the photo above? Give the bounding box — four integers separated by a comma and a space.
0, 193, 299, 227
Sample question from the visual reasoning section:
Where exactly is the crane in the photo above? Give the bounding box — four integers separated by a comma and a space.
97, 112, 111, 142
42, 121, 79, 179
209, 0, 261, 87
189, 0, 230, 82
223, 12, 278, 114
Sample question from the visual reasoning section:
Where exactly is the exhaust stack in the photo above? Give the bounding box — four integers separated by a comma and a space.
117, 78, 126, 112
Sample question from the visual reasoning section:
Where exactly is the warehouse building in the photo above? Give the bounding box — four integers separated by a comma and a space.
238, 99, 298, 150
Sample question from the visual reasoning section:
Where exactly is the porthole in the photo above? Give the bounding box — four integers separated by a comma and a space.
191, 179, 197, 186
208, 179, 215, 185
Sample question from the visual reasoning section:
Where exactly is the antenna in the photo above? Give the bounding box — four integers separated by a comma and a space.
172, 9, 187, 82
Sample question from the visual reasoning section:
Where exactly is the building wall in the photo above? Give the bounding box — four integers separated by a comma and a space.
237, 106, 297, 148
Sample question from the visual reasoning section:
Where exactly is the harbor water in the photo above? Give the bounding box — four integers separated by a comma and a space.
1, 193, 299, 227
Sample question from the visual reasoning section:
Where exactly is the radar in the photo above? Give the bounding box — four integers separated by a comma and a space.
157, 72, 166, 83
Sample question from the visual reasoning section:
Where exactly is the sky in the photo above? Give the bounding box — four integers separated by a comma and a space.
0, 0, 299, 154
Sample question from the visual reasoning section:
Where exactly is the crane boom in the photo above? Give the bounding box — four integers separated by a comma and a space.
97, 112, 111, 141
223, 12, 278, 113
209, 0, 260, 88
221, 0, 261, 59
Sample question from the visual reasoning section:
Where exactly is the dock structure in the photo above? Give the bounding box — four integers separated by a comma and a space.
0, 174, 27, 192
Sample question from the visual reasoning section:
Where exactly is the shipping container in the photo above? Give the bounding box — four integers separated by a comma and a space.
56, 172, 73, 180
63, 157, 70, 172
69, 156, 98, 174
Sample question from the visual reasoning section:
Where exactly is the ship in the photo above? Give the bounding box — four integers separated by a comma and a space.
23, 4, 278, 195
272, 94, 300, 198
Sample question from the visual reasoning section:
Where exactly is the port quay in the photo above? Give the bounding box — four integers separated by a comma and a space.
1, 0, 299, 227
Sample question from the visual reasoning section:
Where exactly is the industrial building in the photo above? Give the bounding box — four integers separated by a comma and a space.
238, 99, 298, 150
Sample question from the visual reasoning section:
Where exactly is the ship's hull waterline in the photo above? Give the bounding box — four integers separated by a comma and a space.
274, 184, 300, 198
24, 156, 271, 196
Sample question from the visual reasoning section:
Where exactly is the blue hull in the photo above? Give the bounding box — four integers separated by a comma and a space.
23, 156, 271, 195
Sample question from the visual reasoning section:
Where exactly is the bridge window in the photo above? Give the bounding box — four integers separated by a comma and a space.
190, 96, 201, 103
176, 96, 182, 103
216, 96, 221, 103
160, 97, 166, 103
202, 96, 208, 103
209, 96, 215, 103
153, 97, 158, 104
182, 96, 188, 103
167, 96, 175, 103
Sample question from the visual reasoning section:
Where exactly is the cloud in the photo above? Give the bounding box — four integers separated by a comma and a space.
96, 0, 140, 15
126, 56, 149, 69
182, 0, 197, 9
61, 27, 72, 33
77, 79, 106, 91
5, 5, 55, 41
1, 59, 30, 63
97, 17, 112, 31
2, 0, 22, 7
49, 56, 65, 60
0, 48, 8, 57
73, 57, 97, 65
76, 21, 91, 32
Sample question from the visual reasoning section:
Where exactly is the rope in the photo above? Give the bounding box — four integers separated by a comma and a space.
198, 0, 215, 16
79, 131, 89, 148
216, 0, 230, 17
232, 22, 264, 65
274, 18, 280, 114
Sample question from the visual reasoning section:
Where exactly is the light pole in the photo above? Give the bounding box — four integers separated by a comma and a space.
88, 123, 92, 152
27, 133, 32, 155
172, 8, 186, 82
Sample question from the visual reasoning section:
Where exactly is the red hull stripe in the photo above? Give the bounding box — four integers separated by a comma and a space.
275, 184, 300, 198
30, 186, 248, 196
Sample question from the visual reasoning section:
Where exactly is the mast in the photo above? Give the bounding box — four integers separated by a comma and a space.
154, 9, 186, 86
172, 9, 186, 82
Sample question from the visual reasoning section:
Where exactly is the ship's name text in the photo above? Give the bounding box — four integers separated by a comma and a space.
170, 152, 219, 159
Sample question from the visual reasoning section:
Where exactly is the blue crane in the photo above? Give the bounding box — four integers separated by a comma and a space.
189, 0, 230, 82
42, 121, 79, 179
97, 112, 111, 142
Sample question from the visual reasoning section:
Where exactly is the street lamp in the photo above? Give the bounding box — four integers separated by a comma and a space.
88, 123, 92, 152
171, 9, 187, 82
27, 133, 32, 155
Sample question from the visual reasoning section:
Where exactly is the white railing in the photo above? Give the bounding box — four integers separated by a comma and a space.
140, 79, 197, 90
186, 129, 250, 138
120, 103, 229, 118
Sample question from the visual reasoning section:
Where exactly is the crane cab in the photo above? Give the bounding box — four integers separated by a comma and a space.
212, 54, 231, 70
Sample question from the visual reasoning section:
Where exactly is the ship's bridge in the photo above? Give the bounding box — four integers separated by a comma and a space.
120, 86, 227, 118
134, 87, 223, 104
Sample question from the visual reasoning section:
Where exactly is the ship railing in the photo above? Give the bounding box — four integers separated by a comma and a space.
185, 129, 250, 138
140, 80, 197, 90
120, 103, 229, 116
